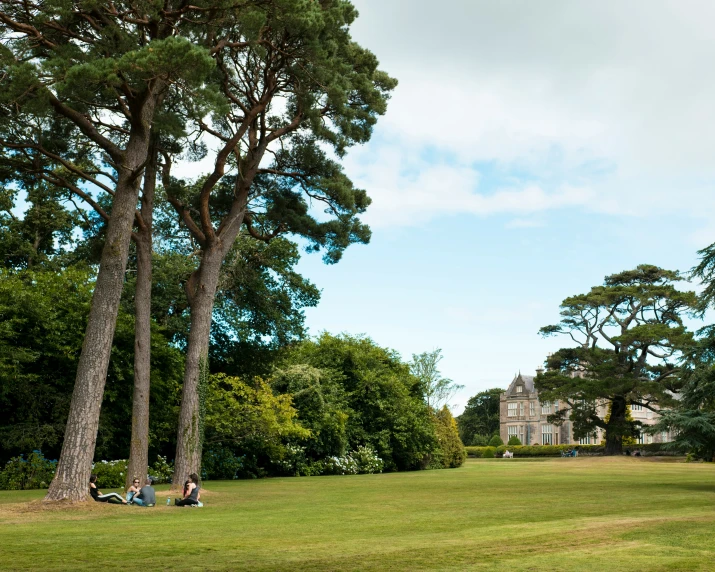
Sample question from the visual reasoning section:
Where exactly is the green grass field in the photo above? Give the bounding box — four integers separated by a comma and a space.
3, 457, 715, 571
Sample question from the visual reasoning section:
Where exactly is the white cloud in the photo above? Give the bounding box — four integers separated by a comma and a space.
343, 0, 715, 231
344, 145, 593, 227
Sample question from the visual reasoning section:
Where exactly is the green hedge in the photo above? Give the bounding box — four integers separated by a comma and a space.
464, 442, 680, 458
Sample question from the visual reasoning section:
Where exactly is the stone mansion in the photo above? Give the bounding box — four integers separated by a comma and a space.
499, 370, 673, 446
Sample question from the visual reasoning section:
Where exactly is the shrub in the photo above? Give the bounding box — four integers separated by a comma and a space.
432, 407, 466, 468
0, 451, 57, 490
149, 455, 174, 484
469, 434, 489, 446
464, 443, 683, 458
91, 459, 127, 489
352, 445, 384, 474
482, 446, 496, 458
322, 454, 359, 475
507, 436, 522, 446
488, 435, 503, 447
202, 446, 244, 480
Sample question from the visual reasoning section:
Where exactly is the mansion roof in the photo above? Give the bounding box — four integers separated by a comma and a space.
506, 372, 535, 396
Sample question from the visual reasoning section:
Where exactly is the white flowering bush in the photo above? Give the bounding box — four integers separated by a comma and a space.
352, 445, 384, 474
150, 455, 174, 484
91, 459, 127, 489
320, 445, 383, 476
322, 454, 359, 475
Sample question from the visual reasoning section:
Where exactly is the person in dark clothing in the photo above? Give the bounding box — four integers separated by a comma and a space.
131, 479, 156, 506
175, 473, 200, 506
89, 474, 127, 504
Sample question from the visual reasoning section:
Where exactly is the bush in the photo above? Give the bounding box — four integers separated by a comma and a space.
322, 454, 359, 475
352, 445, 384, 474
202, 446, 244, 480
0, 450, 57, 490
469, 434, 490, 446
482, 446, 496, 458
488, 435, 503, 447
465, 444, 668, 458
149, 455, 174, 484
431, 407, 466, 469
507, 436, 521, 446
91, 459, 127, 489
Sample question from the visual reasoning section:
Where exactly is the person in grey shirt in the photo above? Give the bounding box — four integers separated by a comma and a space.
131, 479, 156, 506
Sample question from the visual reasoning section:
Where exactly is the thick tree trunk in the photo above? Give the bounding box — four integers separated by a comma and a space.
125, 147, 156, 490
604, 396, 627, 456
172, 246, 224, 488
45, 109, 158, 503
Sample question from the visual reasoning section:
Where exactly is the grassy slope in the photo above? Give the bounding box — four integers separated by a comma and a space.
2, 457, 715, 571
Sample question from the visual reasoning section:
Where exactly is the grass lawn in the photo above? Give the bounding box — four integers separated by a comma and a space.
3, 457, 715, 571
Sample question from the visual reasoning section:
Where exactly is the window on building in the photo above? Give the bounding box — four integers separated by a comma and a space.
519, 426, 525, 443
661, 431, 669, 442
508, 402, 517, 417
541, 402, 551, 415
508, 426, 518, 439
579, 433, 597, 445
637, 434, 645, 444
647, 434, 653, 444
554, 401, 559, 412
516, 385, 523, 393
519, 402, 524, 416
631, 403, 643, 411
529, 402, 535, 416
541, 424, 553, 445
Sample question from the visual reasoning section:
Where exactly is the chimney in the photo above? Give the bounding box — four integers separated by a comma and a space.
536, 366, 544, 377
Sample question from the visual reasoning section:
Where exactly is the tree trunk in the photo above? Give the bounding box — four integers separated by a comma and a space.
125, 144, 157, 490
604, 396, 627, 456
44, 110, 158, 503
172, 246, 224, 488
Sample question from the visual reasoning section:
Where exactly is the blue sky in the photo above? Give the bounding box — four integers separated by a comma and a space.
292, 1, 715, 413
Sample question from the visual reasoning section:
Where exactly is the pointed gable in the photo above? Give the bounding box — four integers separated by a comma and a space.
506, 372, 535, 397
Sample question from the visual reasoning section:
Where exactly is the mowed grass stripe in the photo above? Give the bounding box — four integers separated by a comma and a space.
2, 458, 715, 571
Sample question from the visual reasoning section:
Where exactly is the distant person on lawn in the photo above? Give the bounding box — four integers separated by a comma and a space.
126, 478, 141, 502
89, 474, 127, 504
175, 473, 200, 506
131, 479, 156, 506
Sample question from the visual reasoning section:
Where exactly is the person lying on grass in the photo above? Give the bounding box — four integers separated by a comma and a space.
131, 479, 156, 507
175, 473, 200, 507
89, 474, 128, 504
126, 478, 141, 503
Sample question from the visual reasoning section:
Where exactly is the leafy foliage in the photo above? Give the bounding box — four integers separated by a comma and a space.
204, 373, 310, 466
0, 266, 184, 466
537, 265, 698, 454
410, 349, 463, 410
488, 435, 504, 447
280, 333, 439, 471
0, 450, 56, 490
457, 388, 503, 445
431, 407, 466, 469
649, 327, 715, 460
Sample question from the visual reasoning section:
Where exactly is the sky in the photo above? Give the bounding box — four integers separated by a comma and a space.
292, 0, 715, 414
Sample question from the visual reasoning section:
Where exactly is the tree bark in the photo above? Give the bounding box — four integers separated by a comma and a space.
172, 246, 224, 488
604, 396, 627, 456
125, 142, 157, 490
44, 101, 159, 502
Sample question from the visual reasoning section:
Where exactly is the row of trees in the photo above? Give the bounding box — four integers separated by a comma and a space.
0, 0, 398, 500
0, 263, 466, 478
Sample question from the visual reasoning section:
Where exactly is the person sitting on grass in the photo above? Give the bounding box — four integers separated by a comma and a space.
89, 474, 127, 504
131, 479, 156, 507
126, 478, 141, 503
175, 473, 200, 507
